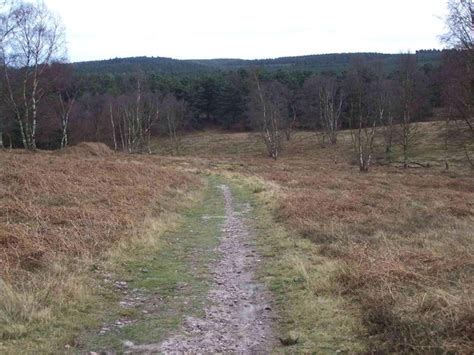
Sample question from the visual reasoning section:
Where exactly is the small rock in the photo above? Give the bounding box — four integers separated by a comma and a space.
123, 340, 135, 348
279, 331, 300, 346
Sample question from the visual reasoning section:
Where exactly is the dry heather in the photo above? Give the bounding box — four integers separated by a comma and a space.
157, 125, 474, 352
1, 124, 472, 352
260, 158, 473, 352
58, 141, 115, 157
0, 146, 203, 345
0, 148, 200, 279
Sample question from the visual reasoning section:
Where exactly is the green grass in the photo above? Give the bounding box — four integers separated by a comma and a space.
77, 176, 226, 352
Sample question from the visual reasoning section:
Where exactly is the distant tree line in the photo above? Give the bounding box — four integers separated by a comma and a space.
73, 51, 443, 76
0, 0, 472, 170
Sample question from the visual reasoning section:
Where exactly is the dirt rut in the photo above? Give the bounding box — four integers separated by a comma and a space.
127, 185, 274, 353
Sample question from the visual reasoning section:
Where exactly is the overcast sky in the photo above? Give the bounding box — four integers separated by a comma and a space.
43, 0, 449, 62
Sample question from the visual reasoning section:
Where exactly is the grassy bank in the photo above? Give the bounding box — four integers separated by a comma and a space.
224, 174, 366, 353
0, 147, 202, 352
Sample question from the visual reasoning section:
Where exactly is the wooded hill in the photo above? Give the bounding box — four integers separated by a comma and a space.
73, 50, 442, 75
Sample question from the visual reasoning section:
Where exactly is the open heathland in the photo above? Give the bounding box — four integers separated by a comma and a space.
1, 122, 473, 353
155, 124, 474, 352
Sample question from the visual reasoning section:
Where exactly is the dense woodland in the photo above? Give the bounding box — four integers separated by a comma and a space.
73, 51, 442, 75
0, 0, 472, 170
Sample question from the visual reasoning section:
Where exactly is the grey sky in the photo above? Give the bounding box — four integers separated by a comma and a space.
43, 0, 449, 62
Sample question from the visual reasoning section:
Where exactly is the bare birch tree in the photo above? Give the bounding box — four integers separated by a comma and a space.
441, 0, 473, 167
372, 64, 396, 161
109, 101, 117, 151
396, 53, 419, 169
319, 76, 343, 145
302, 75, 343, 146
56, 87, 74, 149
161, 94, 187, 155
249, 74, 286, 160
49, 63, 75, 149
347, 63, 377, 172
1, 1, 65, 150
116, 79, 159, 154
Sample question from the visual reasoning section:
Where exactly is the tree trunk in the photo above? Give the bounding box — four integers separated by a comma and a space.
110, 104, 118, 151
403, 130, 409, 169
60, 112, 69, 149
18, 119, 28, 149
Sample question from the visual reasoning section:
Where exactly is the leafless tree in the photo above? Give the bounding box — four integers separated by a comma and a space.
346, 62, 377, 172
47, 63, 75, 148
249, 74, 286, 160
281, 85, 300, 141
0, 1, 16, 42
109, 100, 117, 151
56, 88, 74, 149
115, 79, 159, 154
161, 94, 187, 155
393, 53, 421, 168
441, 0, 473, 167
319, 76, 343, 145
1, 1, 66, 150
442, 0, 473, 51
372, 64, 396, 161
440, 52, 473, 167
302, 74, 343, 146
0, 0, 17, 148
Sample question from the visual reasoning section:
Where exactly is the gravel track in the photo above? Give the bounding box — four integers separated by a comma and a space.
127, 185, 274, 354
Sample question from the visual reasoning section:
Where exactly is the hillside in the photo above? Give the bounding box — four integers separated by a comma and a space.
73, 50, 442, 75
73, 56, 213, 76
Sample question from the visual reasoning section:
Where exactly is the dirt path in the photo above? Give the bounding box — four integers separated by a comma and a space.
127, 184, 274, 353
